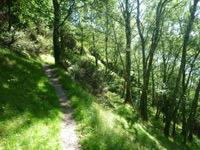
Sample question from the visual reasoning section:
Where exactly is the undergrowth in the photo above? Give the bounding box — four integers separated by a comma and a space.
54, 66, 200, 150
0, 47, 62, 150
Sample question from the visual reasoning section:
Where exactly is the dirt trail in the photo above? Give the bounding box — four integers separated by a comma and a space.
43, 65, 80, 150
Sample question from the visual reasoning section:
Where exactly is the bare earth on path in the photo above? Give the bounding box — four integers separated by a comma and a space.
43, 65, 80, 150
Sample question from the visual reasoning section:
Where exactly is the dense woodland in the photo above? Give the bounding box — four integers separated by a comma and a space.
1, 0, 200, 149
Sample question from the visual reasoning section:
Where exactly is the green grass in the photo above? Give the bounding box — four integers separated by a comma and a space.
0, 47, 62, 150
54, 66, 200, 150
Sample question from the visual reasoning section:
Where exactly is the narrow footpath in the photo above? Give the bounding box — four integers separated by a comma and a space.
43, 65, 80, 150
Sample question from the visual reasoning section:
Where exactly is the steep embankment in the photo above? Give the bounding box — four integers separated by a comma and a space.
0, 47, 62, 149
54, 66, 200, 150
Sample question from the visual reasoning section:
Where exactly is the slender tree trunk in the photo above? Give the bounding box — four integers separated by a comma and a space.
138, 67, 141, 99
92, 32, 98, 67
7, 0, 11, 32
53, 0, 61, 65
113, 24, 126, 98
124, 0, 132, 103
163, 55, 168, 123
80, 27, 84, 55
138, 0, 167, 120
113, 25, 124, 70
136, 0, 146, 113
184, 79, 200, 143
164, 0, 198, 136
181, 85, 186, 135
188, 130, 193, 142
60, 27, 64, 59
172, 117, 176, 136
182, 51, 200, 135
105, 7, 109, 72
151, 70, 155, 106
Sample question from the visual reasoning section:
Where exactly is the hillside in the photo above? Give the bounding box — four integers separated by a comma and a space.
1, 0, 200, 149
53, 55, 200, 150
0, 47, 62, 149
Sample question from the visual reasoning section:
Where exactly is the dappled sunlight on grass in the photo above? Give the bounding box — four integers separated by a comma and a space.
0, 47, 62, 149
39, 53, 55, 65
134, 123, 166, 150
54, 66, 200, 150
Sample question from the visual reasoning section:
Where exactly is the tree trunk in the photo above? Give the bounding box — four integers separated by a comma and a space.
80, 27, 84, 55
138, 0, 167, 120
136, 0, 146, 114
163, 54, 168, 125
172, 117, 176, 136
181, 90, 186, 135
105, 7, 109, 72
53, 0, 61, 65
124, 0, 132, 103
7, 0, 11, 32
92, 32, 98, 67
164, 0, 198, 136
151, 70, 155, 106
184, 79, 200, 143
182, 50, 200, 135
113, 24, 126, 98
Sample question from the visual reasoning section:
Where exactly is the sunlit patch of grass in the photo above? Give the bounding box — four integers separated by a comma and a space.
134, 123, 166, 150
54, 67, 135, 150
0, 47, 62, 150
54, 66, 200, 150
39, 53, 55, 65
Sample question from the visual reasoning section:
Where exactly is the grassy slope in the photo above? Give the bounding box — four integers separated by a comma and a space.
54, 66, 200, 150
0, 47, 62, 150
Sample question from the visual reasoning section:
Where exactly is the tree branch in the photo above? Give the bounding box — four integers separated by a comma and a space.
58, 1, 75, 28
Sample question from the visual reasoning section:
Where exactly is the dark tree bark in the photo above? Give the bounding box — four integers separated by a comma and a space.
182, 50, 200, 135
124, 0, 132, 103
151, 69, 155, 106
105, 5, 109, 72
52, 0, 74, 65
92, 32, 98, 67
164, 0, 199, 136
162, 46, 168, 122
184, 79, 200, 143
53, 0, 61, 65
133, 50, 141, 100
80, 26, 84, 55
172, 118, 176, 136
137, 0, 168, 120
7, 0, 11, 32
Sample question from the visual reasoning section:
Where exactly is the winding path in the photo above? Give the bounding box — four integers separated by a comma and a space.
43, 65, 80, 150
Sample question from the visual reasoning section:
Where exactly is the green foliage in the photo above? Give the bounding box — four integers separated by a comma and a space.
106, 72, 124, 94
64, 53, 105, 94
0, 47, 62, 149
61, 25, 77, 52
54, 66, 200, 150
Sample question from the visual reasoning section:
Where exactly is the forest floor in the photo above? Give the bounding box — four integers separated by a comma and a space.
43, 65, 80, 150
